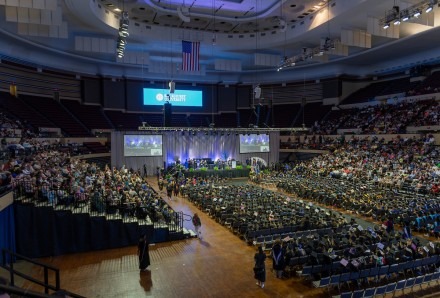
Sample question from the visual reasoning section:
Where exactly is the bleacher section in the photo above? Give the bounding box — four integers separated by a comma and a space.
375, 77, 411, 96
0, 93, 55, 130
293, 102, 331, 127
414, 71, 440, 94
61, 100, 113, 130
83, 142, 109, 154
21, 95, 90, 137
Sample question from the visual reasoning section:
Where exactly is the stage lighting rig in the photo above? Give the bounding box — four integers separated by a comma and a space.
116, 11, 129, 58
380, 0, 438, 29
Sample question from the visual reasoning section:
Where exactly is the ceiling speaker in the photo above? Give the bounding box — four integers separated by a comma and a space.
169, 81, 175, 94
254, 85, 261, 99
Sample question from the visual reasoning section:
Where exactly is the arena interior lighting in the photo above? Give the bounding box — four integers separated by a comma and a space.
116, 11, 129, 58
380, 0, 438, 29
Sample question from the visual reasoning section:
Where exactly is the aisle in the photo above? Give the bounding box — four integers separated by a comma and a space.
17, 177, 326, 298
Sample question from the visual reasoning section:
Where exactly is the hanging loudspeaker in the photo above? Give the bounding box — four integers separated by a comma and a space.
169, 81, 175, 94
254, 85, 261, 99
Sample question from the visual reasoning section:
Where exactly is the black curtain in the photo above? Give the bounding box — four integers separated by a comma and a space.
14, 203, 153, 258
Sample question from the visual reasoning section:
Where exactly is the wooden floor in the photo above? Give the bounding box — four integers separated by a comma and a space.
14, 178, 440, 298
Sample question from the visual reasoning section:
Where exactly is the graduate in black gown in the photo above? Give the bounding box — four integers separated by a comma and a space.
138, 234, 151, 271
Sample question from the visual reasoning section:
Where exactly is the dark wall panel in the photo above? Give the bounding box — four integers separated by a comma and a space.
323, 80, 342, 98
82, 78, 101, 105
103, 79, 125, 109
237, 86, 251, 108
217, 85, 237, 112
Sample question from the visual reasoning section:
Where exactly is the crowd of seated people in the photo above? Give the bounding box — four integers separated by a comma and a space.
312, 99, 437, 135
180, 163, 440, 291
6, 145, 175, 224
254, 135, 439, 236
278, 135, 438, 192
409, 101, 440, 127
0, 112, 35, 138
181, 183, 348, 240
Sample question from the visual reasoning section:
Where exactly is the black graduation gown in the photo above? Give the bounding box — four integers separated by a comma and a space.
254, 252, 266, 282
138, 238, 151, 270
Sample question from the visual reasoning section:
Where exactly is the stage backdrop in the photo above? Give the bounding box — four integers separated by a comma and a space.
111, 131, 279, 174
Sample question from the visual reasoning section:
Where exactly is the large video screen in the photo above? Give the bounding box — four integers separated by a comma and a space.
239, 134, 270, 153
124, 135, 163, 157
143, 88, 203, 107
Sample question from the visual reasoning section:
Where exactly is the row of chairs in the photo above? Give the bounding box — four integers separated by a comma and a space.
312, 255, 439, 288
334, 271, 440, 298
252, 227, 336, 246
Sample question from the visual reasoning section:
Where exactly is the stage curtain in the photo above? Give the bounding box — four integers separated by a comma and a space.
0, 204, 16, 263
111, 131, 279, 173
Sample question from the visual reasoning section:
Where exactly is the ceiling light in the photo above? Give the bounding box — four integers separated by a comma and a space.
393, 19, 401, 25
383, 23, 390, 29
401, 10, 410, 21
114, 8, 121, 12
413, 10, 421, 17
426, 5, 433, 13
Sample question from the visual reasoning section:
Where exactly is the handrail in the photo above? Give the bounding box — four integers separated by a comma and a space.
0, 284, 52, 298
1, 249, 85, 298
182, 213, 193, 221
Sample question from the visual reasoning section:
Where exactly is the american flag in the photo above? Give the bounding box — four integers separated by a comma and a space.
182, 40, 200, 72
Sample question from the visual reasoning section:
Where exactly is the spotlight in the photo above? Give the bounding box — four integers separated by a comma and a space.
426, 5, 433, 13
413, 9, 421, 17
401, 10, 410, 21
393, 19, 401, 25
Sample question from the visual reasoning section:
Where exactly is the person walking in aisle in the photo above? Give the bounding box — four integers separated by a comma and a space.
192, 213, 202, 239
138, 234, 151, 271
254, 246, 266, 288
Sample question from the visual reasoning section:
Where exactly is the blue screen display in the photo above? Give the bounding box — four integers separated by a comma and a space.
143, 88, 203, 107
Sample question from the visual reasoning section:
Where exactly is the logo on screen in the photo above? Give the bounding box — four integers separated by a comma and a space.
156, 93, 164, 101
144, 88, 203, 107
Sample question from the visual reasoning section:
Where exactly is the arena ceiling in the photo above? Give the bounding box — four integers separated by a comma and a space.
0, 0, 440, 82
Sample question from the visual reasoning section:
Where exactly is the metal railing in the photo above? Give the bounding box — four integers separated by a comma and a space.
1, 249, 84, 297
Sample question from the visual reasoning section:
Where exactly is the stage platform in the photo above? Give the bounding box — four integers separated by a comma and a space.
181, 168, 250, 178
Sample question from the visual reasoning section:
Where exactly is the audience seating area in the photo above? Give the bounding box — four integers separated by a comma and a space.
21, 95, 90, 137
61, 100, 113, 130
0, 93, 55, 131
293, 102, 332, 127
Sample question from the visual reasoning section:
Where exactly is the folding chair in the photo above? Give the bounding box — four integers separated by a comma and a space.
393, 279, 406, 297
312, 276, 330, 288
373, 284, 387, 297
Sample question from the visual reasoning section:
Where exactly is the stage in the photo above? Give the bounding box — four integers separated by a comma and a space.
181, 168, 251, 178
